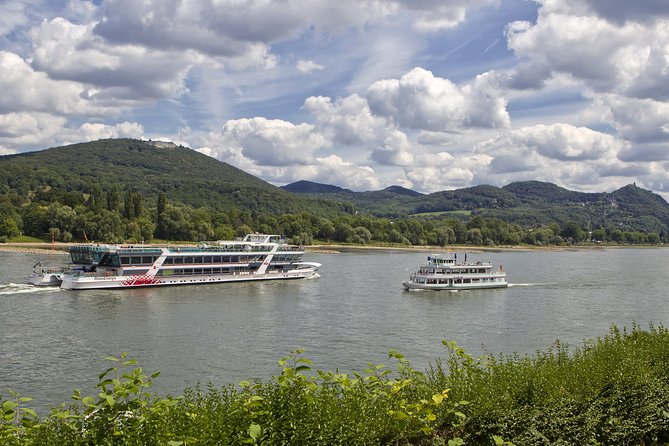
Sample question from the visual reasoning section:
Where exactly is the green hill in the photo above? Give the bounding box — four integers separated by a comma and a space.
0, 139, 341, 216
284, 180, 669, 233
1, 139, 668, 243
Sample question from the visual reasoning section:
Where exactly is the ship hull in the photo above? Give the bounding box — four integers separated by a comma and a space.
61, 267, 319, 290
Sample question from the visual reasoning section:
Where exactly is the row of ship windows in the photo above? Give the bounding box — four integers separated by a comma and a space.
119, 254, 301, 265
123, 266, 285, 276
421, 268, 488, 274
418, 277, 503, 284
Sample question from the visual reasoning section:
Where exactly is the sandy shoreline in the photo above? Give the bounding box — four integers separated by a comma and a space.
0, 243, 70, 255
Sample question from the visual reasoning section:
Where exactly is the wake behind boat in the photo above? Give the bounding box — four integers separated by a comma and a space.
402, 253, 507, 291
60, 234, 321, 290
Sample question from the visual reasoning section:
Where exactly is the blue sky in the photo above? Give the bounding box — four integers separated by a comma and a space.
2, 0, 669, 197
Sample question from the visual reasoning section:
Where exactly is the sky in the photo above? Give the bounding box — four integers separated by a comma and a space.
2, 0, 669, 198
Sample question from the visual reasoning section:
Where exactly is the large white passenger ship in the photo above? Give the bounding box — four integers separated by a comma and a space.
60, 234, 321, 290
402, 253, 507, 291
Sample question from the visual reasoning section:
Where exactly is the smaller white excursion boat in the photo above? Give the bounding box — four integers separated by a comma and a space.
29, 264, 65, 287
28, 244, 116, 287
402, 253, 507, 291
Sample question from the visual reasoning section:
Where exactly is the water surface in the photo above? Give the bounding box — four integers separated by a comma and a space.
1, 247, 667, 414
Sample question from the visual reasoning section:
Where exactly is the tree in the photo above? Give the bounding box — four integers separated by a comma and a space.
106, 186, 121, 212
466, 228, 483, 245
22, 204, 49, 238
560, 221, 585, 242
354, 226, 372, 244
156, 192, 167, 239
0, 216, 19, 238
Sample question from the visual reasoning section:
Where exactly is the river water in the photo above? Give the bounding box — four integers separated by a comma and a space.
1, 247, 668, 414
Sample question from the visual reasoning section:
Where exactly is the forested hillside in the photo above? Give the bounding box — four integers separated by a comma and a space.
283, 180, 669, 233
0, 139, 341, 215
0, 139, 667, 246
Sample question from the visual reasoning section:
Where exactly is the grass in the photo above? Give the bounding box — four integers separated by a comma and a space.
5, 236, 45, 243
2, 324, 669, 445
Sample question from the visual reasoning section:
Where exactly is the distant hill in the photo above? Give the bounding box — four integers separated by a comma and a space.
382, 185, 423, 196
2, 139, 669, 235
0, 139, 343, 217
282, 179, 669, 232
281, 180, 352, 194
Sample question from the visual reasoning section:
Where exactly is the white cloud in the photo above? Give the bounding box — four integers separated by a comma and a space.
195, 130, 380, 191
404, 152, 488, 192
277, 155, 381, 190
505, 2, 669, 100
592, 94, 669, 145
370, 130, 415, 166
30, 18, 194, 102
0, 113, 67, 147
297, 60, 325, 74
0, 145, 17, 155
396, 0, 499, 31
0, 51, 116, 116
479, 123, 623, 164
304, 94, 389, 146
366, 67, 509, 131
74, 122, 145, 142
471, 123, 639, 192
221, 117, 329, 166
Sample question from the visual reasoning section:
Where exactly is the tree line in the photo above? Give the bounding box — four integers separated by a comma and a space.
0, 188, 664, 246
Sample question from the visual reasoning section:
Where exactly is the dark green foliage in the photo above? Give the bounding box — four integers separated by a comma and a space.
432, 324, 669, 445
1, 139, 667, 244
4, 326, 669, 445
286, 179, 669, 233
0, 139, 342, 219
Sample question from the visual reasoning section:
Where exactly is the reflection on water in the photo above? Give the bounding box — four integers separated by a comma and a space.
1, 247, 669, 414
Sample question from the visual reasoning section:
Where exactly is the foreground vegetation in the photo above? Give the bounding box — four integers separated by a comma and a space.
3, 324, 669, 445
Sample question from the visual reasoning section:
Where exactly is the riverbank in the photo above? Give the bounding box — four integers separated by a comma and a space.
0, 243, 70, 255
0, 241, 658, 255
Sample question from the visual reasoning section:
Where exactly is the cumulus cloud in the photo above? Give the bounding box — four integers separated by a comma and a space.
467, 123, 646, 192
196, 130, 380, 191
92, 0, 492, 57
30, 18, 193, 102
304, 94, 389, 146
366, 68, 509, 131
539, 0, 669, 25
480, 123, 623, 164
592, 94, 669, 145
281, 155, 381, 190
505, 1, 669, 100
403, 152, 493, 192
74, 122, 144, 142
370, 130, 414, 166
0, 113, 67, 147
0, 51, 118, 116
221, 117, 329, 166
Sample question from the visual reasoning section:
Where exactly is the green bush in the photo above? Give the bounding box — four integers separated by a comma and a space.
4, 325, 669, 445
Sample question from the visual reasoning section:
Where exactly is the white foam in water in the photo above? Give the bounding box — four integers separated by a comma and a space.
0, 283, 61, 295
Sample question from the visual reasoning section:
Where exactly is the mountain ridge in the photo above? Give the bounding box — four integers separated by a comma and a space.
1, 139, 668, 234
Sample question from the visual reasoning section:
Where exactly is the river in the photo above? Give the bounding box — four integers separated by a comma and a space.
1, 247, 668, 414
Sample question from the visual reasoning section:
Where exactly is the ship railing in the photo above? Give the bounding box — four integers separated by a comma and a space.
67, 270, 117, 278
